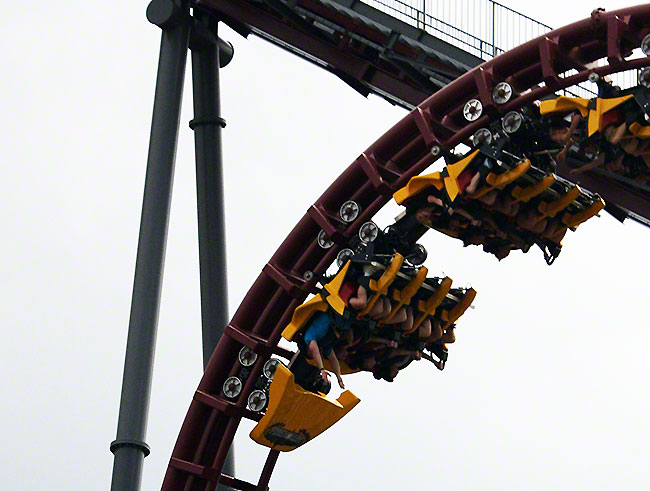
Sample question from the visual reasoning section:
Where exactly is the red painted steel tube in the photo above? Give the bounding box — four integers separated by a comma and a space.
163, 5, 650, 489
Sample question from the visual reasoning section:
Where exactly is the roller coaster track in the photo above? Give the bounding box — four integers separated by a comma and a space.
162, 5, 650, 490
193, 0, 484, 109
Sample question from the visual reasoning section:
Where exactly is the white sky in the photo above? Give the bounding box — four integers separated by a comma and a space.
1, 1, 649, 490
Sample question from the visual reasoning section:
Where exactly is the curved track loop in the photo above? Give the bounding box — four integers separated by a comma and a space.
163, 6, 650, 490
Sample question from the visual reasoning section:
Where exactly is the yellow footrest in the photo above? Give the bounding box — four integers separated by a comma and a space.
442, 288, 477, 329
408, 277, 452, 334
629, 121, 650, 139
467, 159, 531, 200
537, 186, 581, 219
512, 174, 555, 203
250, 365, 360, 452
562, 198, 605, 229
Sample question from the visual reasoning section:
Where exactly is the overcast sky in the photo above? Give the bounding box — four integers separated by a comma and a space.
1, 1, 649, 490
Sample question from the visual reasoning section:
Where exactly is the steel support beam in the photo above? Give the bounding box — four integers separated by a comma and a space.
189, 12, 235, 488
110, 1, 190, 489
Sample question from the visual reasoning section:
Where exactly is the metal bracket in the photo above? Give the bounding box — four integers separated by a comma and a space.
146, 0, 186, 30
190, 13, 235, 66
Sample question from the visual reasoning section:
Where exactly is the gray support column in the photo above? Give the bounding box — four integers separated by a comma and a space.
189, 13, 235, 487
190, 14, 230, 371
110, 1, 190, 489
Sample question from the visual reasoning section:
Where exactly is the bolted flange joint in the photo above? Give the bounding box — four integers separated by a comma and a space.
189, 117, 227, 129
110, 438, 151, 457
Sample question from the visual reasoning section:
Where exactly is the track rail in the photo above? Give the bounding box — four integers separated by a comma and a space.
162, 6, 650, 490
195, 0, 483, 109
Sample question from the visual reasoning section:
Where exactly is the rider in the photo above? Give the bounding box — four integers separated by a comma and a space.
303, 312, 345, 389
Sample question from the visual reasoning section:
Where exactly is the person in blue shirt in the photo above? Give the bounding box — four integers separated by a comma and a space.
303, 311, 345, 389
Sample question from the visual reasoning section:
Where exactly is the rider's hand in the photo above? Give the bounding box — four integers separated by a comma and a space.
415, 208, 431, 223
320, 369, 329, 383
337, 375, 345, 389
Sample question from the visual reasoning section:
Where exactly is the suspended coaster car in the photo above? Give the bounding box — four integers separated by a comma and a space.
539, 83, 650, 139
249, 232, 476, 451
393, 103, 608, 264
537, 81, 650, 191
249, 363, 360, 452
164, 8, 650, 490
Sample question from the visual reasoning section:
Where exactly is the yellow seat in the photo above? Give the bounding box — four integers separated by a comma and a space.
587, 94, 634, 137
323, 260, 351, 315
467, 159, 531, 200
443, 150, 480, 203
356, 254, 404, 318
511, 174, 555, 203
539, 96, 590, 117
250, 365, 360, 452
281, 295, 329, 342
393, 172, 444, 205
282, 260, 353, 342
537, 186, 581, 219
379, 266, 428, 325
561, 198, 605, 229
406, 277, 452, 335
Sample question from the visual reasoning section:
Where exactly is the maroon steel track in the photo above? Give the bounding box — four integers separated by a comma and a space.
162, 6, 650, 490
195, 0, 481, 108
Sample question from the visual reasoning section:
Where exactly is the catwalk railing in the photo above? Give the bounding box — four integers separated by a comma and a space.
362, 0, 549, 59
362, 0, 640, 97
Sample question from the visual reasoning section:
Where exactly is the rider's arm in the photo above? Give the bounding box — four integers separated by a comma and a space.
454, 207, 481, 226
564, 112, 582, 142
327, 351, 345, 388
465, 171, 482, 195
570, 151, 605, 174
308, 340, 324, 370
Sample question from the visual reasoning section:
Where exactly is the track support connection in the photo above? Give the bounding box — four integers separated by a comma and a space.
190, 8, 235, 484
110, 1, 234, 489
